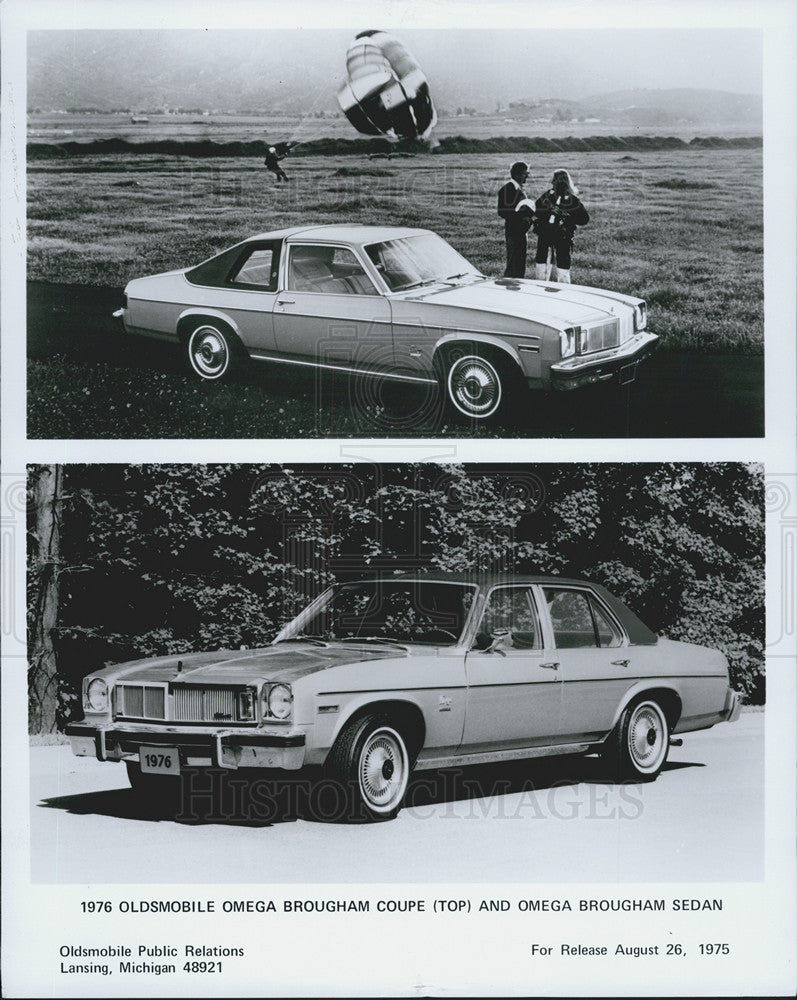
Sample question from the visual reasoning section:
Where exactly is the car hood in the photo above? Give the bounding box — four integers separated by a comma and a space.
97, 642, 408, 687
400, 278, 641, 329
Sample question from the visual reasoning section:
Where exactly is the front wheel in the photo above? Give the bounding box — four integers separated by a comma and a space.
608, 699, 670, 782
324, 715, 412, 822
185, 322, 240, 380
442, 347, 520, 422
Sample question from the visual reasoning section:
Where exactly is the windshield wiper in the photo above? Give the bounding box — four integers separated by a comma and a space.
398, 278, 441, 291
275, 635, 329, 647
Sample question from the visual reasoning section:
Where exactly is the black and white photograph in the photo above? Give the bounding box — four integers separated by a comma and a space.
27, 462, 763, 883
2, 0, 796, 997
24, 19, 765, 438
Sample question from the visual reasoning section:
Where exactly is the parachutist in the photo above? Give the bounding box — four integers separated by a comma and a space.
264, 145, 289, 183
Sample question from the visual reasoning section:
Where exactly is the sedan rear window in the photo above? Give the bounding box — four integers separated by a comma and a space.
544, 588, 623, 649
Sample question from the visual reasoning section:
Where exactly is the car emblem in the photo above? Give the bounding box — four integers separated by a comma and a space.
438, 695, 452, 712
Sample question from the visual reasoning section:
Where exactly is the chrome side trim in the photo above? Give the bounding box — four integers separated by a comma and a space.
415, 741, 591, 770
248, 352, 437, 384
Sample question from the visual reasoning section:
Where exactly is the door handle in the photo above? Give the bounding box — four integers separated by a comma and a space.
540, 661, 559, 670
612, 659, 630, 667
277, 297, 295, 306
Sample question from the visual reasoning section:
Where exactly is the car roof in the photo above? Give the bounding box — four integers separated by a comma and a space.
345, 572, 598, 587
246, 224, 430, 246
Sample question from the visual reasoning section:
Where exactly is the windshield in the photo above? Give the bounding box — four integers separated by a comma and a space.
278, 580, 476, 646
364, 234, 481, 292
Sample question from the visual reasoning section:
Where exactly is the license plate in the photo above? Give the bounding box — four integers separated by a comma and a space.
618, 362, 637, 385
140, 747, 180, 775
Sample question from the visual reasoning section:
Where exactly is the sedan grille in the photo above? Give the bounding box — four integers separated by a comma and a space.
116, 684, 166, 721
173, 686, 242, 723
579, 318, 621, 355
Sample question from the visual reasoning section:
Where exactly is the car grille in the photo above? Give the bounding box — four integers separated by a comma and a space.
580, 318, 621, 355
114, 683, 249, 723
173, 686, 241, 723
116, 684, 166, 721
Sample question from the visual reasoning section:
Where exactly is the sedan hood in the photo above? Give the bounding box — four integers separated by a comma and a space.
98, 642, 407, 687
402, 278, 641, 330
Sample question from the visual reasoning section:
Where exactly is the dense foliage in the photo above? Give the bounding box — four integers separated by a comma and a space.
28, 463, 764, 730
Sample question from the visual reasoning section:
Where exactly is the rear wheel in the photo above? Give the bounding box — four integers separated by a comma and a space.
185, 322, 241, 381
441, 345, 521, 422
324, 714, 412, 822
608, 699, 670, 781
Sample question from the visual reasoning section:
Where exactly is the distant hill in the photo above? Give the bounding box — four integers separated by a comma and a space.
504, 89, 761, 129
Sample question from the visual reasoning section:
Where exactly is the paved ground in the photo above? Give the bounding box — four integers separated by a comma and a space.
30, 713, 764, 884
27, 281, 764, 438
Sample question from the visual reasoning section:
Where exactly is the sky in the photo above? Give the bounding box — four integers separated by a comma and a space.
28, 28, 762, 111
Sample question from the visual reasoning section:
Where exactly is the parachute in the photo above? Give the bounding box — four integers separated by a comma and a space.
337, 30, 437, 141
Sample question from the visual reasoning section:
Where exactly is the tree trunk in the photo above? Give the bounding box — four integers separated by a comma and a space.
28, 465, 62, 734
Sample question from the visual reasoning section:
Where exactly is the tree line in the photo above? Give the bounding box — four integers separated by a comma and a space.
27, 463, 764, 733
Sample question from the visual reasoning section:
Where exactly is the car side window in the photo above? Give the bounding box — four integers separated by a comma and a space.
229, 244, 279, 290
545, 588, 597, 648
590, 598, 623, 648
475, 586, 541, 650
544, 588, 624, 649
287, 245, 377, 295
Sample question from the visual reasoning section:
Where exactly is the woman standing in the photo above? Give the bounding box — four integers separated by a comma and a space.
533, 169, 589, 284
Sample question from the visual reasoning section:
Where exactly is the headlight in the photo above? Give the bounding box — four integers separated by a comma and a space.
85, 678, 109, 713
559, 327, 578, 358
634, 302, 647, 331
265, 683, 293, 720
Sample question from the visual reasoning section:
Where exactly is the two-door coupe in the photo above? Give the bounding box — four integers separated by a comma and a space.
67, 574, 741, 821
113, 225, 658, 420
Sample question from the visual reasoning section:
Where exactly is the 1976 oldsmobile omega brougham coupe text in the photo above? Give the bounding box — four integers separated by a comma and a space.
67, 575, 741, 821
114, 225, 658, 420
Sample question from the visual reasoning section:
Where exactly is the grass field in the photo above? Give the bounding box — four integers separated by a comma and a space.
28, 147, 762, 352
26, 146, 762, 438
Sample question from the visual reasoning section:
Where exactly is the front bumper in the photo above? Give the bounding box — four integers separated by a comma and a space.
65, 721, 306, 770
550, 331, 659, 390
724, 688, 742, 723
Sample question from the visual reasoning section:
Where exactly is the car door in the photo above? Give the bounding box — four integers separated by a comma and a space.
539, 585, 637, 743
459, 584, 565, 754
272, 243, 393, 368
218, 241, 280, 351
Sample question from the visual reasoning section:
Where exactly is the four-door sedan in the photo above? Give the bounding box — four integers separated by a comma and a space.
113, 225, 658, 421
66, 574, 741, 822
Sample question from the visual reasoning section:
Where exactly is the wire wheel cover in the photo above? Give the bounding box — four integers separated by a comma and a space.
191, 328, 228, 377
358, 728, 408, 811
448, 356, 501, 416
628, 703, 666, 771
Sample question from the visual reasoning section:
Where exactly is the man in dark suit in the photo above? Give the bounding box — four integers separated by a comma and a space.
497, 161, 531, 278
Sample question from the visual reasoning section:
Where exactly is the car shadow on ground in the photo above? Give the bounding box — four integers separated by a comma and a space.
37, 755, 705, 828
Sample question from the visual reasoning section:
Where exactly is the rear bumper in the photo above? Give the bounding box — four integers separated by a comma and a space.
550, 331, 659, 389
65, 722, 306, 770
